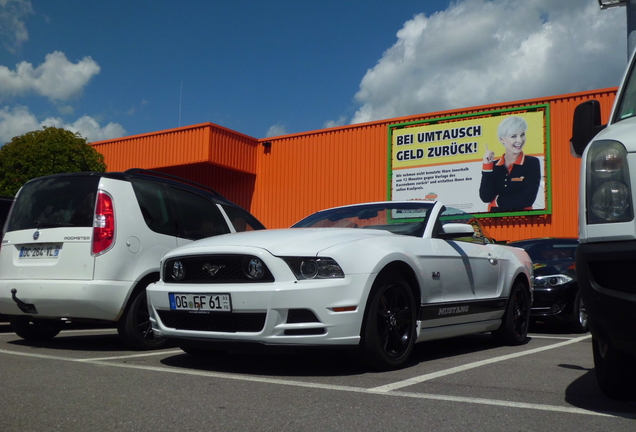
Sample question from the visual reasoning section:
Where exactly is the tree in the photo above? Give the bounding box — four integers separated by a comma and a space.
0, 127, 106, 196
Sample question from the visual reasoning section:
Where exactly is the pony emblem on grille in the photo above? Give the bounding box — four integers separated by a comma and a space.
202, 263, 225, 277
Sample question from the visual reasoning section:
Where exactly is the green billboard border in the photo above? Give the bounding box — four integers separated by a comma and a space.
386, 104, 552, 219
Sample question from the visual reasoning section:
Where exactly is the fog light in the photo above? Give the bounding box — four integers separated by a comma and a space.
171, 261, 185, 281
244, 257, 265, 280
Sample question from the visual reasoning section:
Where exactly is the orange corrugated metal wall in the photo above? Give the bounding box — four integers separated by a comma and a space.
91, 89, 617, 242
251, 89, 617, 242
92, 123, 260, 209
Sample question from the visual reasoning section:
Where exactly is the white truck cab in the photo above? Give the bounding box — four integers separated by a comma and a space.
571, 53, 636, 400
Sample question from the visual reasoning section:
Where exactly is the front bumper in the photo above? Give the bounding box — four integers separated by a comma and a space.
576, 241, 636, 357
530, 285, 575, 319
146, 273, 374, 347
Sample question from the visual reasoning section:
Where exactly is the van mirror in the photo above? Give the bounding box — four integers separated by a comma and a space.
571, 100, 605, 158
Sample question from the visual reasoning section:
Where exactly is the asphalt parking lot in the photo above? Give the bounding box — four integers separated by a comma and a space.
1, 321, 634, 432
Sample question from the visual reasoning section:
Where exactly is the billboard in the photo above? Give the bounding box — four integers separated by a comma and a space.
388, 106, 550, 217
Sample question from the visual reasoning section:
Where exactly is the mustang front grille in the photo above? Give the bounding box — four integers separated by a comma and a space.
158, 310, 267, 332
163, 254, 275, 283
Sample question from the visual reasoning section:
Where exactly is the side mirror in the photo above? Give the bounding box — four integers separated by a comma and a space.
570, 100, 606, 158
438, 223, 475, 239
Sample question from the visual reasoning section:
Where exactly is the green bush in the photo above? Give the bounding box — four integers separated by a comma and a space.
0, 127, 106, 196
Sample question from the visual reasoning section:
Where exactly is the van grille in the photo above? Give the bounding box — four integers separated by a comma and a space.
163, 255, 274, 283
157, 310, 266, 332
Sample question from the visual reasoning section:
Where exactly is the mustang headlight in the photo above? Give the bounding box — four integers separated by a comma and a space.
534, 274, 572, 288
283, 257, 344, 280
586, 140, 633, 224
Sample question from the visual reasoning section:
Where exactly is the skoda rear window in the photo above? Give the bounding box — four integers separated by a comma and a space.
7, 176, 100, 231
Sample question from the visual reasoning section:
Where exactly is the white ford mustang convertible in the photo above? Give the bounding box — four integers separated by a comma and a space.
147, 201, 533, 370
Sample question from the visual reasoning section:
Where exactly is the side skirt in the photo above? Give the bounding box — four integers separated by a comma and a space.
416, 298, 507, 342
416, 319, 501, 343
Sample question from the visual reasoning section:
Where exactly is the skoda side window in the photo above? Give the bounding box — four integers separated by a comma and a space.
166, 187, 230, 240
0, 169, 265, 350
222, 205, 263, 232
130, 179, 176, 237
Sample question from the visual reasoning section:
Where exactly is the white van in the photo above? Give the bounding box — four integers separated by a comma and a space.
571, 54, 636, 399
0, 169, 265, 349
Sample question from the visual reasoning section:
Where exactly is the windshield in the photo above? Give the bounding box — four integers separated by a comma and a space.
292, 202, 435, 237
614, 59, 636, 122
512, 240, 578, 263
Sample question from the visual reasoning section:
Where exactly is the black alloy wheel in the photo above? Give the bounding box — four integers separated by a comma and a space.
117, 284, 167, 350
492, 281, 530, 345
361, 271, 417, 371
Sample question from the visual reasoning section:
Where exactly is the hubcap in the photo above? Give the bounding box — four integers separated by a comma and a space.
579, 298, 588, 328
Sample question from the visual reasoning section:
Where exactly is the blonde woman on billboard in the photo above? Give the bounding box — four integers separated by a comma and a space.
479, 116, 541, 212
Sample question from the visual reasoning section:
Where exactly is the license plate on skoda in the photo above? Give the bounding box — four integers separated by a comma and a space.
169, 293, 232, 312
18, 244, 61, 259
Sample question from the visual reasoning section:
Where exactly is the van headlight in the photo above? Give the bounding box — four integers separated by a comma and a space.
586, 140, 633, 224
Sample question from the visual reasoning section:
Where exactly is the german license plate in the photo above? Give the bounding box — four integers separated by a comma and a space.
169, 293, 232, 312
18, 244, 61, 259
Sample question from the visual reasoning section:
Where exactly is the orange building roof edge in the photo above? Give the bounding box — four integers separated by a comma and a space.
258, 87, 619, 143
91, 122, 258, 147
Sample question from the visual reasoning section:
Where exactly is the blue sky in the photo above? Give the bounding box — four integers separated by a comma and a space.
0, 0, 628, 144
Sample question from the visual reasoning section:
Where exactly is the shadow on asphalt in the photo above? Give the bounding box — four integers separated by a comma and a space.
0, 321, 134, 353
159, 332, 516, 378
564, 368, 636, 418
161, 347, 366, 377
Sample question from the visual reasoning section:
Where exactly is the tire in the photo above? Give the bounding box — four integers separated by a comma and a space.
592, 337, 636, 400
569, 289, 588, 334
359, 271, 417, 371
9, 317, 63, 341
117, 283, 167, 350
492, 281, 530, 345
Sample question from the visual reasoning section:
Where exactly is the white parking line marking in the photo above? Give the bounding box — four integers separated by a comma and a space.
369, 335, 592, 393
530, 334, 586, 340
0, 349, 624, 418
0, 328, 117, 338
79, 349, 184, 361
58, 328, 118, 334
2, 335, 633, 419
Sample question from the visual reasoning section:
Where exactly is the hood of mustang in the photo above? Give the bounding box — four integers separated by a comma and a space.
172, 228, 396, 256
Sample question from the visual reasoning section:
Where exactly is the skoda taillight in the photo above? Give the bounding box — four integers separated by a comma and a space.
92, 191, 115, 255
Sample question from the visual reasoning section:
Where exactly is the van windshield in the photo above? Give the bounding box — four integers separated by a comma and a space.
7, 176, 100, 231
615, 60, 636, 122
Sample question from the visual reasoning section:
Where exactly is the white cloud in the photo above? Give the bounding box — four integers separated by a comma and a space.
0, 105, 126, 144
0, 105, 38, 142
323, 116, 347, 129
352, 0, 627, 124
0, 0, 33, 52
266, 123, 288, 137
0, 51, 100, 102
